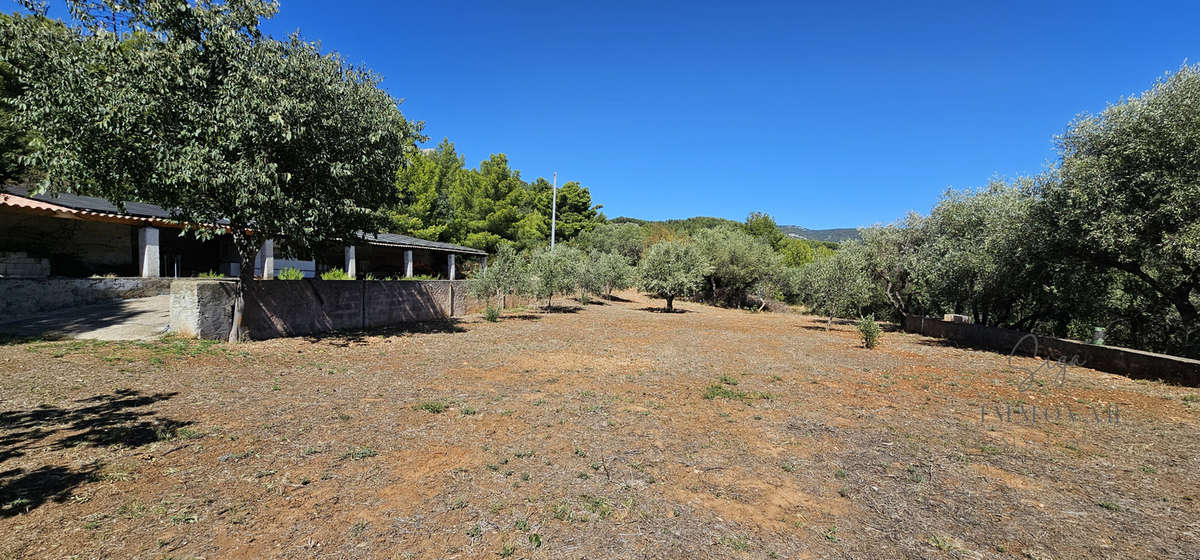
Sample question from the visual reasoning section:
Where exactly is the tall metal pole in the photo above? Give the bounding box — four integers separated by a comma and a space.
550, 171, 558, 250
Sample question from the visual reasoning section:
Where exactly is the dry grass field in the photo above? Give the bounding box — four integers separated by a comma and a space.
1, 292, 1198, 559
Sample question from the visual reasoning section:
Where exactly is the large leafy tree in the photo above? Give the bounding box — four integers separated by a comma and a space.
2, 0, 422, 339
693, 226, 782, 308
392, 139, 463, 242
1043, 64, 1200, 350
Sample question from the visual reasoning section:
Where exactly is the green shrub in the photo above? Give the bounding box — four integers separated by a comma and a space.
276, 267, 304, 280
320, 267, 351, 280
401, 274, 439, 281
198, 270, 224, 278
484, 306, 500, 322
857, 315, 881, 349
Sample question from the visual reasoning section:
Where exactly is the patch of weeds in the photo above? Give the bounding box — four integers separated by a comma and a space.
460, 407, 477, 416
350, 521, 368, 537
927, 535, 953, 551
514, 450, 534, 459
823, 526, 840, 542
703, 384, 746, 400
1182, 394, 1199, 403
771, 375, 783, 382
580, 495, 612, 519
1140, 465, 1158, 474
551, 501, 571, 521
1096, 501, 1121, 512
780, 462, 796, 473
341, 447, 377, 461
907, 465, 924, 483
414, 401, 448, 414
514, 519, 530, 531
488, 500, 505, 514
467, 524, 483, 538
577, 472, 590, 480
719, 535, 750, 551
117, 502, 148, 519
979, 444, 1002, 455
528, 533, 542, 548
718, 375, 739, 386
838, 487, 849, 498
497, 544, 516, 557
834, 468, 848, 479
574, 447, 587, 457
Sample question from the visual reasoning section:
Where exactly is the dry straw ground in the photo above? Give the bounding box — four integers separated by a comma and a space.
1, 291, 1198, 559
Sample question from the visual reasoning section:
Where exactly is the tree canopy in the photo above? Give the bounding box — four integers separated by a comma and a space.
391, 141, 604, 253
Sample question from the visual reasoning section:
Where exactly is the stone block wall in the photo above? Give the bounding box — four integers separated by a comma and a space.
0, 252, 51, 278
0, 277, 174, 322
169, 279, 236, 339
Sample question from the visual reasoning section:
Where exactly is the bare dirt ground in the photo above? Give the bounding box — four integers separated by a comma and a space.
1, 291, 1198, 559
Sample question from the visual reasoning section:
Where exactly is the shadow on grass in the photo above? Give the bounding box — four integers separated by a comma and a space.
0, 389, 188, 518
537, 306, 583, 314
603, 294, 634, 303
638, 307, 691, 314
301, 319, 468, 346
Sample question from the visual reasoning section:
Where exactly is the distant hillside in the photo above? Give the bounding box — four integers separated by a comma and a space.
612, 217, 859, 243
778, 225, 860, 243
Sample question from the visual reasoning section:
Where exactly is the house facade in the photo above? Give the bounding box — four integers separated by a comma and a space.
0, 187, 486, 280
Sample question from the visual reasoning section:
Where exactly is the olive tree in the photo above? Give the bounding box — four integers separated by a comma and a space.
468, 245, 529, 309
589, 251, 635, 298
638, 240, 711, 312
798, 242, 872, 329
1, 0, 422, 340
1043, 63, 1200, 351
529, 246, 583, 308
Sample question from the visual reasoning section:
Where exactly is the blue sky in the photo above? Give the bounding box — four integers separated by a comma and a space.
11, 1, 1200, 228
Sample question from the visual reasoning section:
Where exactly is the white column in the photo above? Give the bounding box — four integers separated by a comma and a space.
138, 226, 160, 278
447, 254, 456, 280
404, 250, 413, 278
344, 245, 356, 279
256, 239, 275, 279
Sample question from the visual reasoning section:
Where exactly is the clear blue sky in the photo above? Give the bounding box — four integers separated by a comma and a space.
11, 1, 1200, 228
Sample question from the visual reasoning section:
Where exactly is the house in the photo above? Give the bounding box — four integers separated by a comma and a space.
0, 186, 486, 280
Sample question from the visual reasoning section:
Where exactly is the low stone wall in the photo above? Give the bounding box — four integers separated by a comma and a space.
903, 315, 1200, 386
241, 279, 473, 339
0, 277, 174, 322
169, 279, 237, 339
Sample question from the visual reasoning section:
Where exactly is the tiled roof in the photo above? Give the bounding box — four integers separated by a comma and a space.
1, 186, 487, 256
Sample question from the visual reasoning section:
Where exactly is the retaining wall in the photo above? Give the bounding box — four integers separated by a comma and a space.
0, 277, 174, 322
903, 315, 1200, 386
241, 279, 477, 339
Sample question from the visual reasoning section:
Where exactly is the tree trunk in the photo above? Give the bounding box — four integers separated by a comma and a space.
826, 314, 833, 331
666, 295, 674, 312
228, 234, 259, 343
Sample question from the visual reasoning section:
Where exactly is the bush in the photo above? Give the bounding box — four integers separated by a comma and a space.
198, 270, 224, 278
484, 306, 500, 322
276, 267, 304, 280
320, 267, 351, 280
857, 315, 881, 348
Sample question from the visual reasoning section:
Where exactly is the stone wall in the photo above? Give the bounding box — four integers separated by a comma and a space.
903, 315, 1200, 386
168, 279, 236, 339
0, 277, 174, 321
240, 279, 473, 339
0, 252, 51, 278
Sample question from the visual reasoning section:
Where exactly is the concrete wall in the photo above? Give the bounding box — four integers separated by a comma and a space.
903, 315, 1200, 386
0, 208, 136, 276
169, 279, 236, 339
0, 277, 173, 321
240, 279, 472, 339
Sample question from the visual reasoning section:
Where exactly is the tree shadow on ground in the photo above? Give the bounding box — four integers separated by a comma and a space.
536, 306, 583, 314
0, 389, 187, 518
301, 319, 468, 346
602, 295, 634, 303
638, 307, 691, 314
